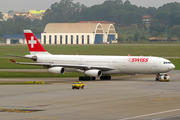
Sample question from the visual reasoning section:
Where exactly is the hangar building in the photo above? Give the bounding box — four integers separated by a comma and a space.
3, 34, 41, 44
41, 22, 117, 44
3, 22, 117, 44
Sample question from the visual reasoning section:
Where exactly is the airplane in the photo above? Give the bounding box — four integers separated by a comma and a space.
9, 30, 175, 80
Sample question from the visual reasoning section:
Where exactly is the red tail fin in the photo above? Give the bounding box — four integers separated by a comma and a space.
24, 30, 50, 55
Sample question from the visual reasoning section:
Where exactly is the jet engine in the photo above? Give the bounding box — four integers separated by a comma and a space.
85, 70, 102, 77
48, 67, 65, 74
25, 55, 37, 61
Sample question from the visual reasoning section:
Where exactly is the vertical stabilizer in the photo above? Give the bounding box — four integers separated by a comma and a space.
24, 30, 51, 55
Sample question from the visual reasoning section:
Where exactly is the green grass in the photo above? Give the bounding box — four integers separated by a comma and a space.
0, 58, 43, 69
0, 83, 48, 85
1, 44, 180, 57
168, 58, 180, 70
0, 72, 84, 78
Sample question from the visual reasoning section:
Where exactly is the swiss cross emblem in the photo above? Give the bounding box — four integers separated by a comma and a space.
28, 36, 37, 48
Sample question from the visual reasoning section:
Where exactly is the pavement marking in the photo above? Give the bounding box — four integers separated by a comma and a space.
0, 116, 13, 118
119, 108, 180, 120
38, 117, 50, 119
41, 89, 48, 92
50, 117, 60, 119
28, 116, 60, 119
152, 115, 180, 120
148, 82, 154, 85
0, 108, 44, 113
151, 98, 172, 101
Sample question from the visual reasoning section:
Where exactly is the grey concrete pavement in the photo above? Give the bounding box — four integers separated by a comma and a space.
0, 71, 179, 120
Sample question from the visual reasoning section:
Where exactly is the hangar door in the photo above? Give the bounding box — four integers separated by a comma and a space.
10, 39, 19, 44
94, 34, 103, 44
107, 34, 115, 43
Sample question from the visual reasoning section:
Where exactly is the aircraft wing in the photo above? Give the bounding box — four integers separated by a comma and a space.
10, 59, 116, 71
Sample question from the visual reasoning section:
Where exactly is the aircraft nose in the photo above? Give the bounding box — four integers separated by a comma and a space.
169, 64, 175, 70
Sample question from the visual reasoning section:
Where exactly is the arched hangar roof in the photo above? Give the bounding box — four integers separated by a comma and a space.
102, 24, 116, 34
44, 23, 104, 34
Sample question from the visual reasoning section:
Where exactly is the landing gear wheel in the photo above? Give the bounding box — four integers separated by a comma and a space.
79, 76, 95, 81
91, 77, 96, 80
100, 75, 111, 80
79, 77, 83, 80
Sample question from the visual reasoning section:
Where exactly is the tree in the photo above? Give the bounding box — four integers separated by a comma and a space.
146, 7, 157, 17
42, 0, 85, 24
128, 36, 133, 42
143, 23, 147, 30
124, 0, 131, 5
167, 37, 172, 42
0, 12, 3, 19
169, 25, 180, 40
115, 0, 123, 4
156, 2, 180, 27
140, 36, 146, 42
149, 19, 166, 33
117, 35, 124, 42
133, 32, 140, 41
156, 32, 163, 41
155, 10, 169, 26
8, 10, 14, 14
103, 0, 123, 4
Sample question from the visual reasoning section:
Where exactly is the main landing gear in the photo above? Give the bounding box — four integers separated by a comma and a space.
79, 75, 112, 81
100, 75, 111, 80
79, 76, 96, 81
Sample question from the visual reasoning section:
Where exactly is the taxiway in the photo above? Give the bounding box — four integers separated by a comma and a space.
0, 71, 179, 120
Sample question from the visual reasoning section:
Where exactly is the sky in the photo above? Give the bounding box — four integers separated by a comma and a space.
0, 0, 180, 13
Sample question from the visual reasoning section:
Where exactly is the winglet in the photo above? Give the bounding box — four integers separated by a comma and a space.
9, 59, 16, 63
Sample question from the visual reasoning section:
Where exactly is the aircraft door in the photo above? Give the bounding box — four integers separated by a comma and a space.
79, 58, 83, 65
123, 59, 127, 66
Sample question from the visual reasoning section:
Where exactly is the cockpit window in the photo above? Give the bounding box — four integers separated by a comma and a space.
164, 62, 171, 64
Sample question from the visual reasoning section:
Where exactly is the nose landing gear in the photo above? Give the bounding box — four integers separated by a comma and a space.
156, 73, 170, 82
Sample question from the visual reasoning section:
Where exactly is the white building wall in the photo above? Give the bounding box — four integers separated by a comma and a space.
6, 38, 10, 44
41, 33, 95, 45
92, 34, 96, 44
19, 38, 24, 44
104, 34, 108, 43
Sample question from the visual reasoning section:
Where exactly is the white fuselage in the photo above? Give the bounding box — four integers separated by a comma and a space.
35, 55, 175, 75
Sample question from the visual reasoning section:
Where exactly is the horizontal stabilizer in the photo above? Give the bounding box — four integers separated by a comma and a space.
9, 59, 16, 63
7, 54, 37, 61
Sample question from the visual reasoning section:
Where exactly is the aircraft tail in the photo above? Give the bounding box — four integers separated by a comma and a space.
24, 30, 51, 55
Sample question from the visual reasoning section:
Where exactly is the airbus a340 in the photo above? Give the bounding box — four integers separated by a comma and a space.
9, 30, 175, 80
